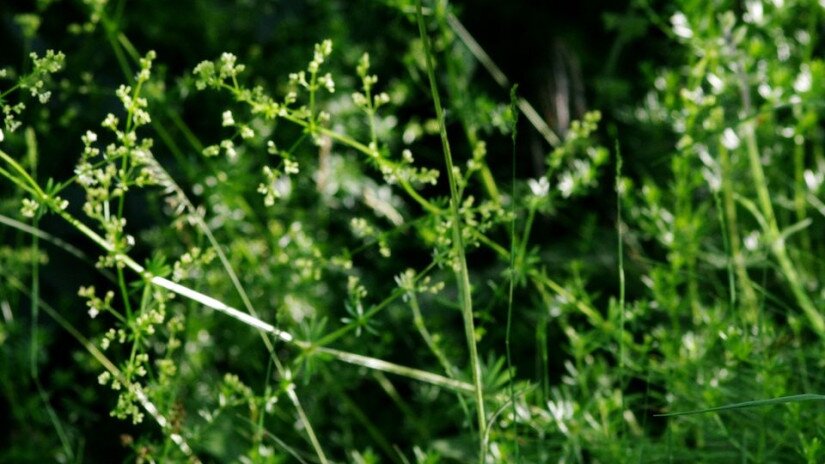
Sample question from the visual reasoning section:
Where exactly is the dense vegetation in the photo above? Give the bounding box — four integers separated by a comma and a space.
3, 0, 825, 462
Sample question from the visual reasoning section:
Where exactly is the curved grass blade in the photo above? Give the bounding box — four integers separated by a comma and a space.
657, 394, 825, 417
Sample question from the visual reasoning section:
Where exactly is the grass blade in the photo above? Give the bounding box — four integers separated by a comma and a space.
657, 394, 825, 417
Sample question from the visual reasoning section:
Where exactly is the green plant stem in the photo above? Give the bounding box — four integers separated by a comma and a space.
0, 149, 44, 197
6, 276, 200, 462
0, 170, 474, 397
792, 127, 812, 269
223, 81, 443, 217
505, 85, 520, 461
372, 372, 429, 437
416, 2, 487, 459
102, 19, 133, 83
0, 213, 88, 263
317, 261, 437, 346
404, 287, 474, 428
517, 205, 536, 273
714, 190, 736, 312
98, 27, 331, 463
615, 143, 626, 441
741, 121, 825, 336
320, 369, 402, 463
281, 112, 442, 216
440, 19, 500, 204
30, 211, 74, 461
0, 165, 41, 197
728, 41, 824, 335
530, 270, 606, 328
445, 12, 560, 147
718, 143, 758, 319
408, 290, 458, 378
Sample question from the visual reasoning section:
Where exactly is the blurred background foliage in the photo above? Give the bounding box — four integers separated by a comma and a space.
3, 0, 825, 462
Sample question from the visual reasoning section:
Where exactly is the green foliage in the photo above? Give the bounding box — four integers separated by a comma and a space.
3, 0, 825, 463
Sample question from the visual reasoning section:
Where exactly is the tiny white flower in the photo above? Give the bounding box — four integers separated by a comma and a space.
777, 42, 791, 61
707, 73, 724, 92
671, 12, 693, 39
558, 173, 575, 198
744, 231, 759, 251
284, 159, 299, 175
222, 110, 235, 127
0, 128, 4, 142
528, 176, 550, 197
375, 92, 390, 106
221, 139, 236, 159
20, 198, 38, 217
721, 128, 740, 150
794, 65, 812, 93
745, 0, 764, 24
804, 169, 822, 191
102, 113, 118, 130
702, 167, 721, 192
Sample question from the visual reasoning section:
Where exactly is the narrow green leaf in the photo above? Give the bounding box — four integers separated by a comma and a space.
658, 394, 825, 417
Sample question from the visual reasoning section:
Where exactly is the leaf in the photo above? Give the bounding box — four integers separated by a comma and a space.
657, 394, 825, 417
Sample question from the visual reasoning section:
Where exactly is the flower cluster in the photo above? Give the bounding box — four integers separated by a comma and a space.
72, 51, 161, 267
545, 111, 609, 199
193, 52, 246, 90
431, 195, 510, 270
1, 49, 65, 136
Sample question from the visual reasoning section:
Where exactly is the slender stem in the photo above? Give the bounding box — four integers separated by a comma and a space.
372, 372, 429, 437
282, 113, 442, 216
408, 290, 458, 378
315, 260, 437, 347
530, 270, 606, 328
99, 25, 331, 462
7, 276, 200, 462
615, 142, 626, 440
0, 83, 21, 99
416, 2, 486, 459
741, 121, 824, 336
441, 18, 500, 204
226, 80, 442, 216
5, 187, 474, 396
0, 148, 46, 197
445, 13, 560, 147
0, 165, 41, 197
25, 128, 74, 458
792, 127, 812, 268
0, 213, 88, 262
321, 369, 400, 463
727, 37, 824, 335
505, 84, 520, 462
714, 191, 736, 312
517, 205, 536, 274
315, 346, 473, 394
718, 143, 757, 319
